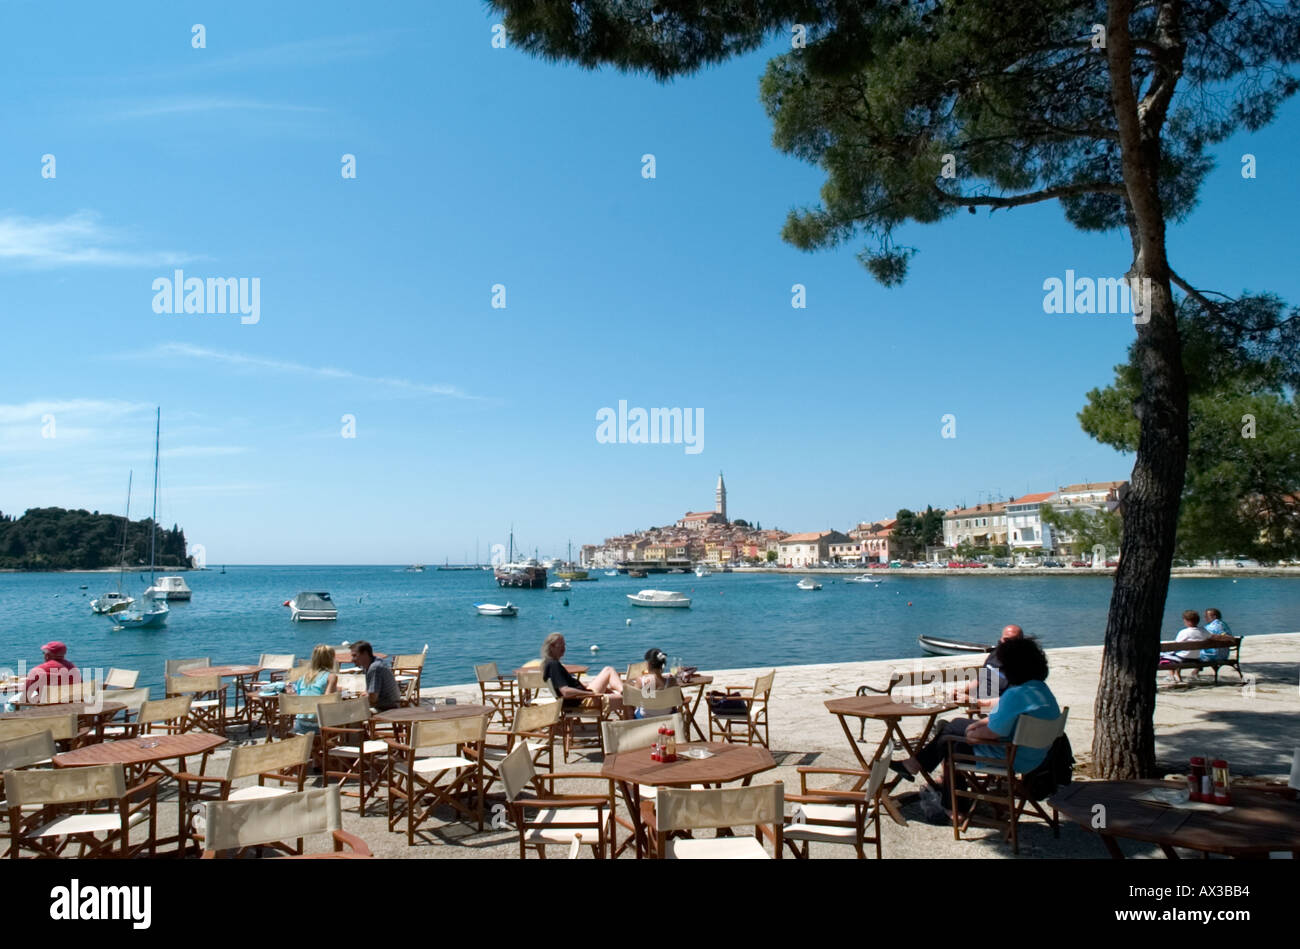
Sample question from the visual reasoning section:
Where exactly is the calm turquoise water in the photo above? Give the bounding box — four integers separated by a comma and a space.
1, 567, 1295, 695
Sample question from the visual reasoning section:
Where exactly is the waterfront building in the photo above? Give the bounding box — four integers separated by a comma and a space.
942, 502, 1008, 551
1005, 493, 1057, 551
1049, 481, 1128, 558
779, 530, 851, 567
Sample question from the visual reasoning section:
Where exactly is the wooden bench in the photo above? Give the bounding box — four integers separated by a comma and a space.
1158, 635, 1243, 683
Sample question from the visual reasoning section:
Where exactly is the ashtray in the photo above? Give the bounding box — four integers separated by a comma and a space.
680, 748, 714, 760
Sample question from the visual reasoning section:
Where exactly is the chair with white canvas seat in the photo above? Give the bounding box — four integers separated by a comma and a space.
783, 746, 892, 858
165, 658, 210, 677
176, 733, 313, 854
256, 654, 296, 684
947, 707, 1070, 854
470, 699, 561, 800
0, 731, 59, 856
707, 670, 774, 747
475, 662, 517, 726
600, 712, 688, 858
100, 688, 151, 738
166, 675, 227, 734
652, 783, 784, 859
132, 695, 193, 737
319, 697, 389, 814
386, 712, 489, 844
104, 668, 140, 689
0, 714, 83, 747
498, 741, 609, 859
3, 762, 159, 859
201, 785, 372, 859
392, 650, 427, 707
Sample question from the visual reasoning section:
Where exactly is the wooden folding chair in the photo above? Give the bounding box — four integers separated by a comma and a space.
104, 668, 140, 689
166, 674, 227, 734
201, 785, 372, 859
600, 713, 688, 858
176, 733, 314, 854
319, 697, 389, 815
623, 684, 683, 719
132, 695, 194, 736
784, 747, 891, 858
165, 658, 210, 677
469, 700, 561, 801
0, 714, 84, 747
99, 688, 151, 739
392, 651, 427, 707
515, 665, 547, 707
256, 654, 297, 683
475, 663, 516, 725
0, 731, 58, 857
274, 692, 340, 743
652, 783, 784, 859
947, 707, 1070, 854
4, 762, 159, 859
625, 661, 649, 681
498, 741, 609, 859
386, 712, 489, 844
708, 670, 774, 747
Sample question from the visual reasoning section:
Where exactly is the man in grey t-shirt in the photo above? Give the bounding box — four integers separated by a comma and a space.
352, 640, 401, 711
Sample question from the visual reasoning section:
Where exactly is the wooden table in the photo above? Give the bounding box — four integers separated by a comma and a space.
2, 701, 127, 741
1051, 780, 1300, 859
513, 663, 586, 680
55, 731, 229, 853
602, 741, 777, 857
181, 665, 264, 728
825, 694, 962, 824
373, 703, 492, 741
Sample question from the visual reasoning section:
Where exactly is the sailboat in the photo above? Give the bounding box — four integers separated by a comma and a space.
113, 409, 169, 630
555, 540, 590, 581
91, 473, 136, 615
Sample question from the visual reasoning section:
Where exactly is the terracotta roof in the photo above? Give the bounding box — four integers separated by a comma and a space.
780, 531, 834, 543
1057, 481, 1126, 495
681, 511, 715, 519
1006, 492, 1055, 506
944, 501, 1007, 518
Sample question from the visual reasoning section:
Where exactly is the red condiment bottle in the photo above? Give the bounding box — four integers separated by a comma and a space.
665, 727, 677, 762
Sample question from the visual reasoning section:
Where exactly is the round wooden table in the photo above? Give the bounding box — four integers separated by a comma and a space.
825, 694, 963, 823
180, 664, 262, 678
181, 665, 264, 727
1051, 779, 1300, 859
602, 741, 777, 858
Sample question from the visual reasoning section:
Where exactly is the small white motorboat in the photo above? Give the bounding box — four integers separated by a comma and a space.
847, 574, 884, 584
694, 565, 712, 578
475, 602, 518, 617
285, 592, 338, 622
796, 578, 822, 591
112, 600, 169, 629
90, 591, 135, 614
627, 590, 691, 609
548, 580, 572, 592
144, 575, 192, 600
605, 570, 618, 577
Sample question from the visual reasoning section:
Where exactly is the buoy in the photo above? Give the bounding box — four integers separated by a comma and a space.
563, 598, 570, 607
626, 618, 632, 626
907, 601, 913, 607
590, 645, 599, 653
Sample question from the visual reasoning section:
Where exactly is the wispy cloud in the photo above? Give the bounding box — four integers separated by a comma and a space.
0, 212, 190, 269
127, 33, 395, 83
108, 97, 328, 120
140, 343, 480, 400
0, 399, 152, 425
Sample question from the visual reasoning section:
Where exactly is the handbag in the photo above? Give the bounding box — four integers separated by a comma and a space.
707, 690, 747, 713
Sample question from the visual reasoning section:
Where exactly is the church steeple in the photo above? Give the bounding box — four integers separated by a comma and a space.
715, 470, 727, 522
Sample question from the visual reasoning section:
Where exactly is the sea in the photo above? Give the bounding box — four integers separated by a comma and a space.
1, 567, 1295, 695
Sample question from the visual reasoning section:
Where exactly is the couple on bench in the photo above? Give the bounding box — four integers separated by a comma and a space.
1160, 608, 1237, 683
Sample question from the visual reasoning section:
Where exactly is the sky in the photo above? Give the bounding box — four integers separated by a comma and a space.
1, 1, 1297, 565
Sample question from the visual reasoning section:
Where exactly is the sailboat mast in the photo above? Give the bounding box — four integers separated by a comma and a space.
148, 407, 160, 584
117, 471, 133, 594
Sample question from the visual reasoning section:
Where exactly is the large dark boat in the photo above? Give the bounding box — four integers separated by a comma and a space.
493, 529, 547, 588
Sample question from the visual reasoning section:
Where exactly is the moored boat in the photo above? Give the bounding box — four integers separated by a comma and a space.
285, 592, 338, 622
112, 600, 169, 629
627, 590, 691, 608
694, 565, 711, 578
917, 635, 994, 657
91, 591, 134, 615
796, 578, 822, 591
847, 574, 883, 584
475, 602, 518, 617
144, 575, 192, 601
548, 580, 571, 591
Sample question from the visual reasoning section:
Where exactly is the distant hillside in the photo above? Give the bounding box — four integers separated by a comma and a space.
0, 507, 191, 570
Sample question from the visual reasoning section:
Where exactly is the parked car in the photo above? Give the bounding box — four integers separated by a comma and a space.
1042, 560, 1065, 568
1070, 561, 1090, 568
992, 560, 1013, 568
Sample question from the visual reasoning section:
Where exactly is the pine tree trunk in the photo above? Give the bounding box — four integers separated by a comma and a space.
1091, 276, 1188, 778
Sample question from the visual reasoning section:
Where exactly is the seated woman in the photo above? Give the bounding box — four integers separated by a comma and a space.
540, 633, 623, 709
633, 648, 678, 719
286, 644, 339, 734
892, 636, 1060, 817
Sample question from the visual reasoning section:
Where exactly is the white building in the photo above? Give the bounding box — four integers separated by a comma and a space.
778, 531, 849, 567
1005, 492, 1057, 552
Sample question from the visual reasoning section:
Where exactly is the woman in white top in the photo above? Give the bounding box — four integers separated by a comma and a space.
634, 648, 678, 719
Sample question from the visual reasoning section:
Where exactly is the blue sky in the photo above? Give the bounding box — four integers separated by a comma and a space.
2, 1, 1297, 564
